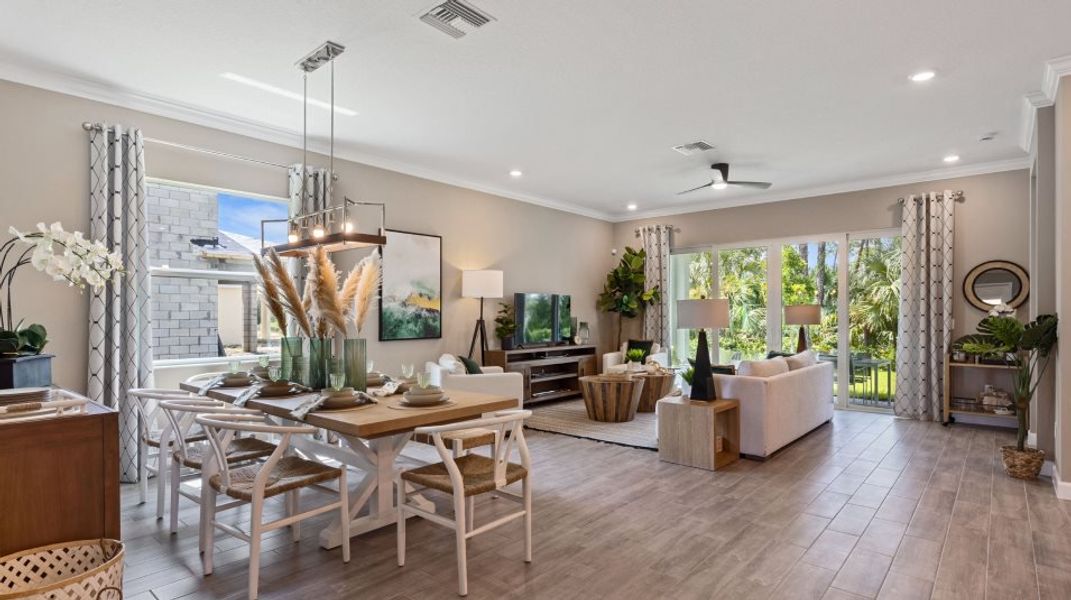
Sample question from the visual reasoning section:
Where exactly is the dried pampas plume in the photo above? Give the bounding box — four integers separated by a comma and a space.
307, 246, 347, 337
340, 261, 364, 317
352, 248, 381, 334
266, 249, 313, 337
252, 254, 288, 334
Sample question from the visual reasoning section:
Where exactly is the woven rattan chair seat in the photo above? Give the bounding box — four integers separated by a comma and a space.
146, 432, 207, 448
401, 454, 527, 497
209, 455, 342, 501
412, 427, 496, 451
174, 437, 277, 469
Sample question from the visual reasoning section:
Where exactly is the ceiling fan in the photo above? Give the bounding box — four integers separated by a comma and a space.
677, 163, 773, 195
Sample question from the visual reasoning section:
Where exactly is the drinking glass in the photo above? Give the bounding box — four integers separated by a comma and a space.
228, 360, 241, 374
329, 373, 346, 391
401, 363, 415, 379
267, 365, 281, 382
367, 359, 375, 373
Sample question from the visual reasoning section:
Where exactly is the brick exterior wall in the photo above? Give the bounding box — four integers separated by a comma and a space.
147, 183, 257, 360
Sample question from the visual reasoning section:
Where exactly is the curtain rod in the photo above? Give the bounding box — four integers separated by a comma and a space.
81, 122, 291, 170
634, 225, 681, 237
897, 190, 965, 204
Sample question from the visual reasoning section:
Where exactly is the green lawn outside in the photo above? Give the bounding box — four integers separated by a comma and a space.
833, 366, 896, 403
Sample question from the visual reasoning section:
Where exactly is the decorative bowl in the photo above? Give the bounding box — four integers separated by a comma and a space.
402, 391, 445, 406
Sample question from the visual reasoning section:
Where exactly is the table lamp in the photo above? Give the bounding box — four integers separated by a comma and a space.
462, 269, 503, 363
677, 298, 730, 401
785, 304, 821, 353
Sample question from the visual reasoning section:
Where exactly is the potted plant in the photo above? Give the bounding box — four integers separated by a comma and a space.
597, 247, 661, 347
1, 223, 123, 388
494, 302, 517, 350
956, 314, 1058, 479
680, 367, 695, 396
625, 348, 646, 371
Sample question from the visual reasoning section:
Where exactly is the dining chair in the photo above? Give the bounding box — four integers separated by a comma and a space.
157, 399, 276, 544
127, 388, 207, 517
196, 413, 350, 600
396, 409, 533, 596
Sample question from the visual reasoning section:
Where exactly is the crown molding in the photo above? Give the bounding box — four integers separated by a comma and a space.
612, 157, 1032, 222
0, 57, 613, 222
1019, 54, 1071, 152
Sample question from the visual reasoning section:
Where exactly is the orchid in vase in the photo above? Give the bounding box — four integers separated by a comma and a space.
1, 222, 124, 355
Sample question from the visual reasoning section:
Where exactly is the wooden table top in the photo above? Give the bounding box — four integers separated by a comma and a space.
178, 383, 517, 439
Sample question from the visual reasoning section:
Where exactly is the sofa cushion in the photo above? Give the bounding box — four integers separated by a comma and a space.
437, 354, 465, 375
737, 356, 790, 377
458, 355, 483, 375
785, 350, 817, 370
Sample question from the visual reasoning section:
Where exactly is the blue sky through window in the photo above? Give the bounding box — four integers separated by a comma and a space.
218, 193, 288, 244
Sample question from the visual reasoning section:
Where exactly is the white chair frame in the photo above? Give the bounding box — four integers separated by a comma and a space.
196, 413, 350, 600
397, 409, 533, 596
127, 388, 199, 516
158, 399, 269, 547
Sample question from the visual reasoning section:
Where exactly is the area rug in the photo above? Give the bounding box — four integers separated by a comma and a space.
526, 399, 658, 450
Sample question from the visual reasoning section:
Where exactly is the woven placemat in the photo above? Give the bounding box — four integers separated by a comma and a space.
386, 398, 455, 410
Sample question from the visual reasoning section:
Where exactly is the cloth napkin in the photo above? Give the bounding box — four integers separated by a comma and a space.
289, 391, 377, 420
369, 377, 403, 397
232, 383, 265, 407
198, 373, 226, 395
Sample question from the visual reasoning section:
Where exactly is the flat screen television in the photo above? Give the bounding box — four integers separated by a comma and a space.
514, 292, 573, 347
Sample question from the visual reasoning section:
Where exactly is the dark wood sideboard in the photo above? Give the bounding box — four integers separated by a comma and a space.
485, 345, 598, 404
0, 400, 120, 555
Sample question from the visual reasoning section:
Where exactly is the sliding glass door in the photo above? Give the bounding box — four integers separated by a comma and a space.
669, 229, 900, 412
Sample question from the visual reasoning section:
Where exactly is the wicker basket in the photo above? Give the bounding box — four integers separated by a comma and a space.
1001, 446, 1045, 480
0, 539, 123, 600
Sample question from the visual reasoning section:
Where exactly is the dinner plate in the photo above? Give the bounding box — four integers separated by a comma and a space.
258, 383, 300, 397
401, 392, 446, 406
320, 394, 375, 410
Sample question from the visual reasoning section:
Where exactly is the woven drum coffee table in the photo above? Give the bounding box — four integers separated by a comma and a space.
578, 375, 645, 422
633, 372, 675, 412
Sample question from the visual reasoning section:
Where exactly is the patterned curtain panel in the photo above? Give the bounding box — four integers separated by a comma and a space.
640, 224, 673, 351
87, 124, 152, 483
894, 191, 955, 420
287, 164, 331, 223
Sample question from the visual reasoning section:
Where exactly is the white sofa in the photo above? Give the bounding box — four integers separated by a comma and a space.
602, 342, 669, 374
425, 355, 524, 408
712, 360, 834, 458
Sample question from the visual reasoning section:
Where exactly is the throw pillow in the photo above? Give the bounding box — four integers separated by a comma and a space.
437, 353, 465, 375
626, 339, 655, 361
711, 364, 737, 376
458, 355, 483, 375
766, 350, 794, 359
737, 356, 790, 377
785, 350, 817, 370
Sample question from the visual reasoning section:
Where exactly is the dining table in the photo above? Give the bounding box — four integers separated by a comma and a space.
179, 381, 517, 549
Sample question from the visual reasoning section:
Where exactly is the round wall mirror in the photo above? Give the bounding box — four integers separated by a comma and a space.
963, 260, 1029, 311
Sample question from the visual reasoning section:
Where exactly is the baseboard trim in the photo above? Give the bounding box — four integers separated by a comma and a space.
1041, 459, 1054, 478
1052, 463, 1071, 500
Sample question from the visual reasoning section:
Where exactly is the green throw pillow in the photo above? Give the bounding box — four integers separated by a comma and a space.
458, 355, 483, 375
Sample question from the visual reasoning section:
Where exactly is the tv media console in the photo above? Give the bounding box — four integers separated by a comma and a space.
484, 344, 598, 405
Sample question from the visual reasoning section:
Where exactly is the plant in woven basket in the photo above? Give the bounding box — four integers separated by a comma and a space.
597, 246, 660, 348
956, 314, 1058, 478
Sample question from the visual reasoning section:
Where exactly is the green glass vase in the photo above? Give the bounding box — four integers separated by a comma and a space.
308, 338, 333, 390
280, 336, 304, 383
344, 338, 368, 392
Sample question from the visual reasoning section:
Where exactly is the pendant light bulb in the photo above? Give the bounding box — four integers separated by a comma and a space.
344, 221, 355, 233
312, 225, 325, 239
287, 232, 299, 243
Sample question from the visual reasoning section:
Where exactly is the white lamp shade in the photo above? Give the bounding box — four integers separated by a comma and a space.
676, 298, 730, 329
462, 270, 503, 299
784, 304, 822, 325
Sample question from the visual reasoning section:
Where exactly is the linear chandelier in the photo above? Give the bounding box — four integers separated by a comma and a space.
261, 41, 386, 257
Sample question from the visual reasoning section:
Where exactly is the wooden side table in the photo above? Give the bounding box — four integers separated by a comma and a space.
578, 375, 644, 422
656, 397, 740, 470
634, 372, 675, 413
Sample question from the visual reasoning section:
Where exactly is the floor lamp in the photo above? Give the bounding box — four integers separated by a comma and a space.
463, 269, 503, 364
677, 298, 730, 401
785, 304, 821, 353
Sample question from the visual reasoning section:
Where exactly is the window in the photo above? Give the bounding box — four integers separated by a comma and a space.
717, 246, 768, 362
146, 180, 289, 362
668, 250, 712, 366
780, 241, 839, 355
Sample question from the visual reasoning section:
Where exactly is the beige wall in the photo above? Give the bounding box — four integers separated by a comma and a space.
1055, 76, 1071, 489
612, 169, 1031, 341
0, 79, 614, 392
1031, 106, 1057, 457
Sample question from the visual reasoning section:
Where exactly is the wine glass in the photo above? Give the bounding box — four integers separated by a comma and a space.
367, 359, 375, 374
401, 363, 415, 380
329, 373, 346, 392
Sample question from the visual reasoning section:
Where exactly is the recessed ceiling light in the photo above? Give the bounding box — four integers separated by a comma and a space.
220, 72, 358, 116
626, 203, 638, 211
711, 181, 729, 190
909, 70, 936, 83
509, 169, 523, 178
943, 154, 960, 163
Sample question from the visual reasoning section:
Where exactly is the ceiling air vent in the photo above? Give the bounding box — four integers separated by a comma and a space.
419, 0, 496, 39
672, 141, 715, 156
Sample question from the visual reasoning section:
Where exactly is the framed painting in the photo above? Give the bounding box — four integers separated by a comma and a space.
379, 229, 442, 341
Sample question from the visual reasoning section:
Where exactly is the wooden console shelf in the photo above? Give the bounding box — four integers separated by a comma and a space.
942, 357, 1017, 427
485, 345, 598, 404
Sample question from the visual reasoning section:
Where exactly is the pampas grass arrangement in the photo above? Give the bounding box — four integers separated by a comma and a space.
252, 254, 288, 334
265, 249, 313, 337
307, 246, 348, 337
351, 249, 381, 335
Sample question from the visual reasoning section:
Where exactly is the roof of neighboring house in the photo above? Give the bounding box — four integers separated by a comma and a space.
198, 230, 279, 261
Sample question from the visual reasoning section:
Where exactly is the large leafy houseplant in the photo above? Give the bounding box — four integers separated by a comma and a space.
597, 247, 660, 347
494, 302, 517, 350
955, 314, 1058, 478
1, 223, 124, 356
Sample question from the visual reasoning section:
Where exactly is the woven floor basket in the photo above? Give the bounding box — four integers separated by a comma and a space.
0, 539, 123, 600
1001, 446, 1045, 480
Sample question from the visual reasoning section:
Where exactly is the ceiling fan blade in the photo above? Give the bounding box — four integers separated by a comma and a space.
676, 180, 715, 195
727, 180, 773, 189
